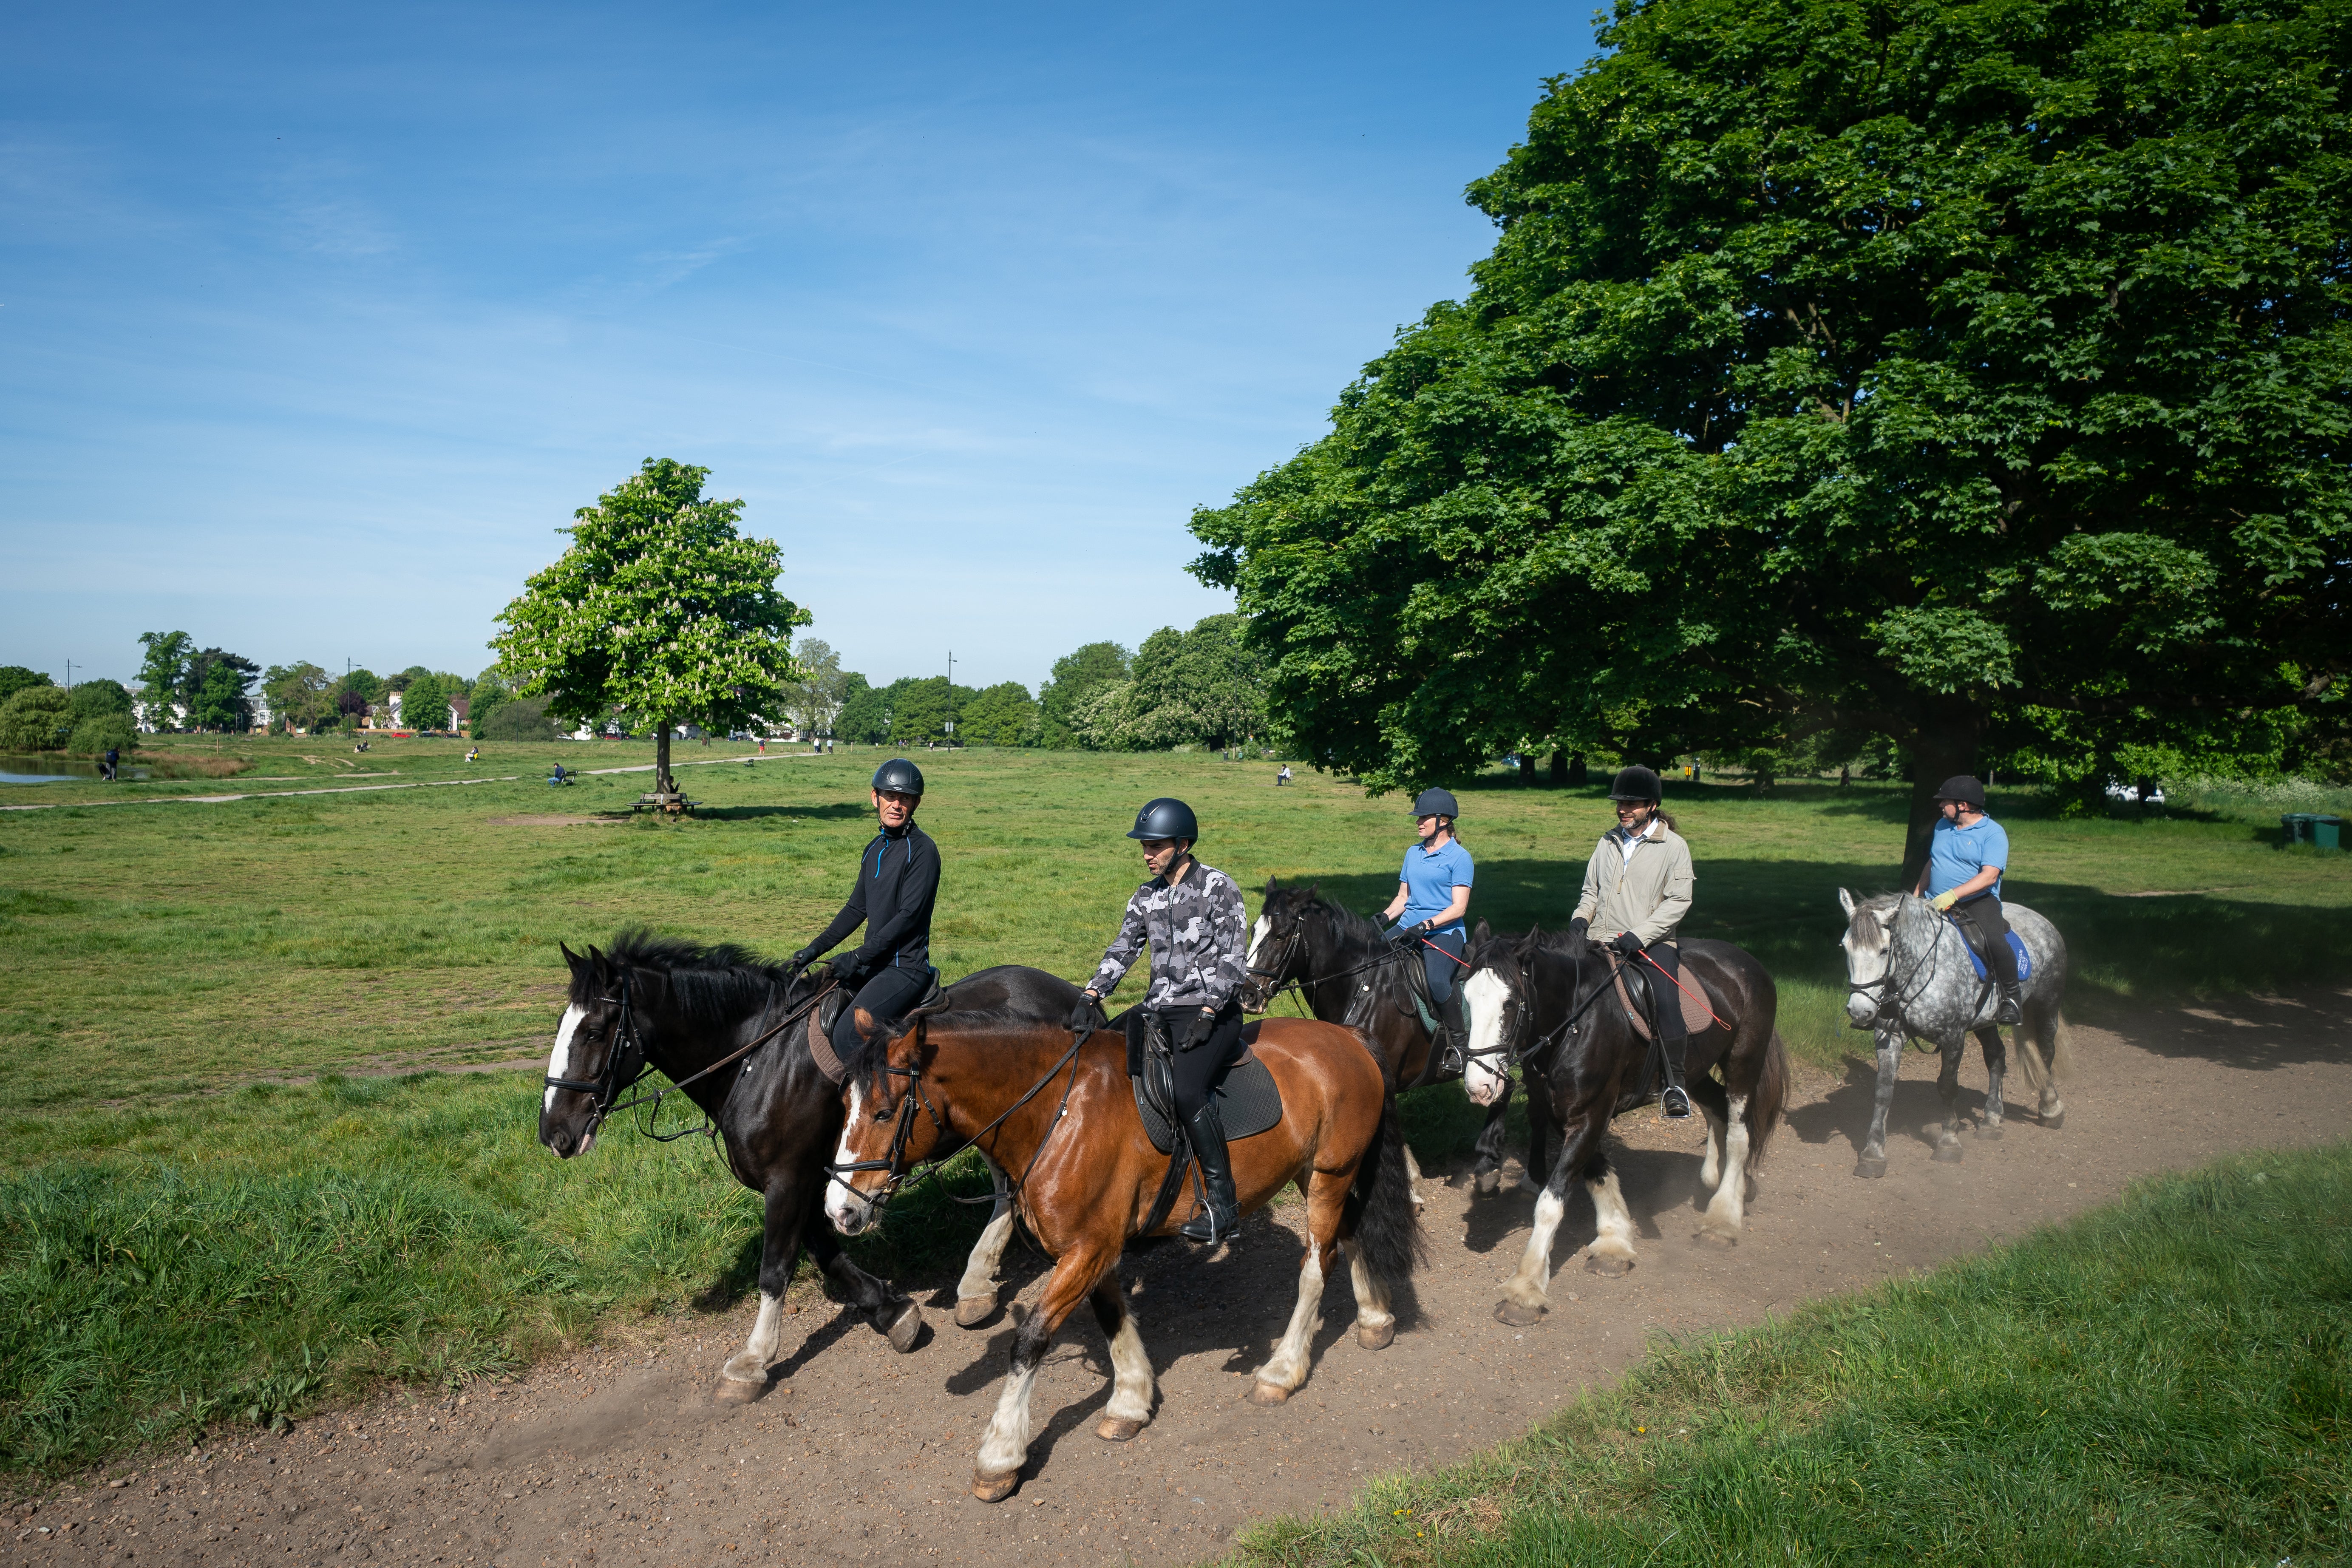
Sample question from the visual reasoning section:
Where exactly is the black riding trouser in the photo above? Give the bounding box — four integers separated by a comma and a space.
1643, 940, 1687, 1044
830, 963, 933, 1060
1951, 894, 2019, 986
1155, 1002, 1246, 1123
1418, 930, 1467, 1006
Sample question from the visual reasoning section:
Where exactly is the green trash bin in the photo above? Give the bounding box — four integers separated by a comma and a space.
2317, 816, 2344, 851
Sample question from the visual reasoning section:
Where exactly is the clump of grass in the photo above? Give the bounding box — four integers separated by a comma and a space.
1235, 1142, 2352, 1567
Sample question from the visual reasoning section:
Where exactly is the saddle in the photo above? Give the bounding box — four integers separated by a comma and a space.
1122, 1010, 1284, 1155
805, 969, 945, 1086
1944, 913, 2033, 984
1604, 944, 1717, 1041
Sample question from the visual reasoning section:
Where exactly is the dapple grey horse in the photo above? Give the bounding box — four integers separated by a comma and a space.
1836, 890, 2073, 1177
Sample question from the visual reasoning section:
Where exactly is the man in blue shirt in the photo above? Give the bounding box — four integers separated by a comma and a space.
1915, 774, 2021, 1024
1381, 787, 1476, 1057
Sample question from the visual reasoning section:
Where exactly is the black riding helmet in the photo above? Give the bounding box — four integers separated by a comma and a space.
1932, 774, 1986, 810
1411, 787, 1459, 819
871, 757, 926, 797
1128, 797, 1199, 842
1607, 765, 1663, 804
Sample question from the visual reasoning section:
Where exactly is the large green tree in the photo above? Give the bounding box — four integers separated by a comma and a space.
958, 681, 1041, 745
0, 668, 51, 707
1036, 642, 1132, 749
261, 663, 331, 734
135, 632, 193, 728
1191, 0, 2351, 875
493, 459, 808, 793
782, 638, 850, 736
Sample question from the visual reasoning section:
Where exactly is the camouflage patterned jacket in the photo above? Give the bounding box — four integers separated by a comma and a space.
1088, 860, 1250, 1010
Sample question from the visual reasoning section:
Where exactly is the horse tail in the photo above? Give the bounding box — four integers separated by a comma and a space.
1745, 1026, 1792, 1163
1342, 1092, 1428, 1287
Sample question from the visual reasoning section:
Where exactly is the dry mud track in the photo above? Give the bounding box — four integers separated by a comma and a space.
13, 989, 2349, 1568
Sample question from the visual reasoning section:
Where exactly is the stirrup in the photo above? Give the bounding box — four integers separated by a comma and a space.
1661, 1084, 1693, 1120
1996, 987, 2024, 1026
1179, 1205, 1235, 1244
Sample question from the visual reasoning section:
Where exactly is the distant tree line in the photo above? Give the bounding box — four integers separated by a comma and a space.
0, 666, 137, 756
796, 614, 1271, 753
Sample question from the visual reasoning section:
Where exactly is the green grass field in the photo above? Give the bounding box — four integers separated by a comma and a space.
1232, 1142, 2352, 1568
3, 737, 2347, 1476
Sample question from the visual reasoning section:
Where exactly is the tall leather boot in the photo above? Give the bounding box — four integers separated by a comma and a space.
1437, 986, 1469, 1073
1996, 984, 2024, 1026
1659, 1036, 1692, 1120
1179, 1098, 1239, 1244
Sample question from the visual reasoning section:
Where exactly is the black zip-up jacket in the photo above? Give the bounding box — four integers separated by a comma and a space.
808, 821, 940, 977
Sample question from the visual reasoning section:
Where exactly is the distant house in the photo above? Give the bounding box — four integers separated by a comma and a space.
133, 699, 187, 733
449, 693, 470, 732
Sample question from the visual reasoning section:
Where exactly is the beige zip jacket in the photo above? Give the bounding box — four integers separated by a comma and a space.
1572, 820, 1694, 945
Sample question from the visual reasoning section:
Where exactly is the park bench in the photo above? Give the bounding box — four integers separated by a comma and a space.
634, 789, 698, 818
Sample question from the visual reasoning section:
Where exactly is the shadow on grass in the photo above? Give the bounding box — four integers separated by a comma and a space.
690, 803, 870, 822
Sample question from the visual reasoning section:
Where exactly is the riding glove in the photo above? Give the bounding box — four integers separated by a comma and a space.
1178, 1009, 1216, 1051
1929, 889, 1960, 912
787, 946, 815, 975
1065, 993, 1102, 1033
1568, 917, 1590, 943
1611, 930, 1644, 956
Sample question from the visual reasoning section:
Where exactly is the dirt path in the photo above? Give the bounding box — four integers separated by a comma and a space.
14, 990, 2349, 1568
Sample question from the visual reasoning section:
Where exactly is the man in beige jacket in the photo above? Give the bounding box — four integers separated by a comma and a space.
1569, 765, 1697, 1118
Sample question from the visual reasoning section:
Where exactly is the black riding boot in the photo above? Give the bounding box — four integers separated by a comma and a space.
1179, 1099, 1239, 1244
1659, 1038, 1692, 1120
1995, 984, 2024, 1026
1437, 987, 1469, 1073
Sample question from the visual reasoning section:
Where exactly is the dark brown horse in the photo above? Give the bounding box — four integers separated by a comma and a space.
1241, 879, 1517, 1195
1458, 923, 1789, 1326
537, 935, 978, 1399
824, 964, 1424, 1503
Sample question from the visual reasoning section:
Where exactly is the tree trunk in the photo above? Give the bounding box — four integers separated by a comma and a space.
1901, 711, 1982, 891
1518, 753, 1537, 786
1568, 751, 1588, 786
1549, 748, 1567, 785
657, 718, 673, 796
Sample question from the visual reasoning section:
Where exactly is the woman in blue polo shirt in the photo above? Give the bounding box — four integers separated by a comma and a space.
1381, 787, 1476, 1051
1915, 774, 2021, 1024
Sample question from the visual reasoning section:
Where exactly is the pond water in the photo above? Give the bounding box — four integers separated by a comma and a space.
0, 753, 152, 784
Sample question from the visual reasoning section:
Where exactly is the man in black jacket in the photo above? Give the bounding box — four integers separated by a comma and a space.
792, 758, 941, 1060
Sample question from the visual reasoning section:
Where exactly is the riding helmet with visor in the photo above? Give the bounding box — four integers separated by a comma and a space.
871, 757, 926, 797
1607, 765, 1663, 804
1128, 797, 1199, 843
1932, 774, 1986, 810
1411, 787, 1459, 820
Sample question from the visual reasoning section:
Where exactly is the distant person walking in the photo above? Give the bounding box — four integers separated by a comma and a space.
102, 746, 119, 782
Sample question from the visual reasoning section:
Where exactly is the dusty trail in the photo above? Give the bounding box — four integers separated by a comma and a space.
12, 989, 2348, 1568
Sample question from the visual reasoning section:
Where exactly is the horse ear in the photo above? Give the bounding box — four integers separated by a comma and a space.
1837, 887, 1856, 919
1472, 917, 1492, 944
1264, 875, 1279, 896
559, 941, 582, 972
585, 944, 609, 979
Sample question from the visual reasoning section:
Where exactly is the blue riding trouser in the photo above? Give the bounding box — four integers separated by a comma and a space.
1420, 930, 1467, 1005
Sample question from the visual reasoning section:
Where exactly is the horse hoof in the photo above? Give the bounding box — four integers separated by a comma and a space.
1975, 1125, 2004, 1141
970, 1469, 1020, 1503
1695, 1228, 1738, 1248
1247, 1382, 1292, 1406
1474, 1169, 1502, 1195
954, 1295, 1000, 1329
1095, 1417, 1145, 1443
1356, 1321, 1395, 1351
1853, 1158, 1887, 1180
712, 1375, 769, 1406
1583, 1253, 1634, 1277
1933, 1143, 1965, 1164
2041, 1109, 2065, 1130
1493, 1299, 1544, 1327
885, 1304, 925, 1354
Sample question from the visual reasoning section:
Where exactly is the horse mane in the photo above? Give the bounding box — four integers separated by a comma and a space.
839, 964, 1082, 1088
1845, 891, 1905, 946
601, 927, 795, 1021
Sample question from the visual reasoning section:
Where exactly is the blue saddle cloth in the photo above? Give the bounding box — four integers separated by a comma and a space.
1950, 921, 2032, 984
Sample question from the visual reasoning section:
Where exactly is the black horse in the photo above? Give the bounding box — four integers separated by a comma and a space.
536, 932, 1016, 1399
1241, 879, 1517, 1197
1458, 923, 1790, 1326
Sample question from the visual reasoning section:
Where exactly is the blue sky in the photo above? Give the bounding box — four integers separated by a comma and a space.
2, 2, 1598, 694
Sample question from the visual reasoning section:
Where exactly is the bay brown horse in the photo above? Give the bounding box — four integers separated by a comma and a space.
1241, 879, 1517, 1195
824, 965, 1424, 1503
1458, 923, 1789, 1326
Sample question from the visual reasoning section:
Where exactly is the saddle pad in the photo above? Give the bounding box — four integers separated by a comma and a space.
806, 1003, 847, 1085
1610, 947, 1720, 1037
1131, 1049, 1284, 1156
1956, 928, 2033, 984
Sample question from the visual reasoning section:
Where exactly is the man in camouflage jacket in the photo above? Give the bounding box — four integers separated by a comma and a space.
1076, 796, 1250, 1242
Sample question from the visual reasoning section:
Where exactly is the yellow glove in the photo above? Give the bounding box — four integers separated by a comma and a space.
1929, 889, 1959, 912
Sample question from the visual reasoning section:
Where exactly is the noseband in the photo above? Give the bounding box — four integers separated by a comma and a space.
1460, 950, 1617, 1073
1243, 921, 1306, 1006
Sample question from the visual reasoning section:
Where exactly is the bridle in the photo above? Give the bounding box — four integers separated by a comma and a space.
544, 968, 827, 1144
1846, 896, 1948, 1026
1459, 946, 1619, 1075
826, 1019, 1097, 1219
1243, 919, 1308, 1010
